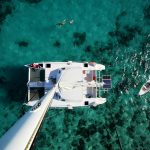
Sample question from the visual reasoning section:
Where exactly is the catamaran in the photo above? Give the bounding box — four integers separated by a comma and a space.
0, 61, 111, 150
139, 79, 150, 95
26, 61, 111, 108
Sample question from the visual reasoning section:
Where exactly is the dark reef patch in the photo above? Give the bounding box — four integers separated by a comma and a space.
108, 11, 142, 47
83, 40, 114, 65
78, 138, 85, 150
143, 5, 150, 23
19, 0, 42, 4
0, 1, 14, 25
16, 41, 29, 47
115, 11, 127, 30
140, 33, 150, 54
4, 113, 8, 118
77, 119, 86, 128
76, 123, 97, 139
114, 107, 126, 126
116, 78, 129, 91
53, 40, 61, 47
84, 41, 113, 56
84, 45, 92, 52
96, 41, 113, 53
127, 125, 135, 139
0, 76, 7, 84
0, 66, 27, 102
73, 32, 86, 46
109, 25, 142, 46
71, 139, 79, 148
71, 138, 85, 150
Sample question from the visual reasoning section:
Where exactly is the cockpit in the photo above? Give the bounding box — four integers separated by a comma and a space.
145, 82, 150, 89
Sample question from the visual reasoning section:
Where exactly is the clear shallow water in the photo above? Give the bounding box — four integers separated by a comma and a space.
0, 0, 150, 149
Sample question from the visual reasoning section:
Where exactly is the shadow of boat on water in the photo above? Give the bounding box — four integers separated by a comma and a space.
0, 66, 28, 103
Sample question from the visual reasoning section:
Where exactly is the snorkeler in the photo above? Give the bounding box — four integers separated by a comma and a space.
56, 19, 67, 27
56, 19, 74, 27
68, 19, 74, 24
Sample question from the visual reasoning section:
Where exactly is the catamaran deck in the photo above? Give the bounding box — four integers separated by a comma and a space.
26, 61, 111, 108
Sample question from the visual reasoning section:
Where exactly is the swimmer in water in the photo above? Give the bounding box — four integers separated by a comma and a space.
56, 19, 74, 27
56, 19, 67, 27
69, 19, 74, 24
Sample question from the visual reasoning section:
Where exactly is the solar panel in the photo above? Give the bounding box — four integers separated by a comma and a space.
103, 75, 111, 79
102, 75, 111, 89
103, 79, 111, 84
103, 84, 111, 89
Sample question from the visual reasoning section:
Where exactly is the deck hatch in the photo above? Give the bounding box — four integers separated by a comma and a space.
84, 63, 88, 67
46, 64, 51, 68
85, 101, 89, 105
39, 64, 43, 67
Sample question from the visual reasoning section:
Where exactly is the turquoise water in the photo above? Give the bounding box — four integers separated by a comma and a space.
0, 0, 150, 149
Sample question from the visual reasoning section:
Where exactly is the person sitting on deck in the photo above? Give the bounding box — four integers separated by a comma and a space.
30, 63, 41, 69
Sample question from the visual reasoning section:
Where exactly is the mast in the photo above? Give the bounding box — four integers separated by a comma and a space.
0, 82, 58, 150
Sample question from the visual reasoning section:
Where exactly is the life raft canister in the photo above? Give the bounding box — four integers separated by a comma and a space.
93, 70, 96, 80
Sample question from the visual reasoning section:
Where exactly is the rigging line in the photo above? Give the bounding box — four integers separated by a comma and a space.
24, 91, 39, 105
57, 68, 70, 93
45, 110, 63, 120
30, 91, 39, 101
21, 91, 39, 113
58, 82, 62, 93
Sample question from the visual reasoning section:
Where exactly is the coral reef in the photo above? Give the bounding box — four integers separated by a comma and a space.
16, 41, 29, 47
53, 40, 61, 47
73, 32, 86, 46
